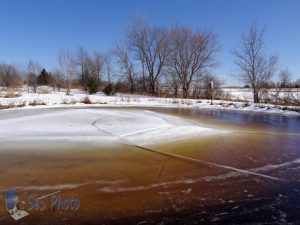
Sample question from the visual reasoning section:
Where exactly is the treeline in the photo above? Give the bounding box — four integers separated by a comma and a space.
0, 19, 222, 99
1, 19, 300, 103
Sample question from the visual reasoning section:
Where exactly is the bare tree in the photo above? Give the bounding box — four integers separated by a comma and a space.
295, 79, 300, 88
140, 57, 147, 93
49, 69, 65, 91
0, 63, 22, 88
76, 47, 105, 93
81, 52, 105, 94
76, 46, 89, 89
93, 51, 105, 85
272, 69, 300, 105
104, 54, 112, 84
0, 71, 2, 87
168, 26, 219, 98
57, 50, 75, 95
26, 60, 41, 93
195, 74, 223, 99
232, 22, 278, 103
167, 71, 181, 98
113, 43, 136, 93
127, 20, 171, 95
279, 69, 293, 88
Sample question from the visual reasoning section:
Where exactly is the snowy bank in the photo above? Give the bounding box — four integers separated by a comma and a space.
0, 88, 299, 116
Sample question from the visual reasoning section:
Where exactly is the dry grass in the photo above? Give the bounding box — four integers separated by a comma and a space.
62, 98, 77, 105
243, 102, 250, 107
279, 106, 300, 113
38, 88, 51, 94
28, 100, 46, 106
0, 105, 12, 110
3, 92, 21, 98
0, 102, 26, 110
81, 96, 92, 104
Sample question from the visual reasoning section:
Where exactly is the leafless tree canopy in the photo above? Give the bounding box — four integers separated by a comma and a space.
76, 47, 105, 91
113, 43, 136, 93
93, 51, 105, 85
76, 47, 89, 87
197, 74, 223, 99
26, 59, 41, 93
5, 19, 300, 105
104, 54, 113, 84
57, 50, 76, 95
279, 69, 293, 88
126, 21, 171, 95
232, 22, 278, 103
166, 71, 181, 98
0, 64, 22, 88
168, 26, 219, 98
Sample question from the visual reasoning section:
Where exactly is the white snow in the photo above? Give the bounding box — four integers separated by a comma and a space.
0, 108, 223, 147
0, 87, 300, 117
223, 88, 300, 102
0, 87, 299, 116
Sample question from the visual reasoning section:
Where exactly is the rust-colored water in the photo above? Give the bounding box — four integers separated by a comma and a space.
0, 107, 299, 224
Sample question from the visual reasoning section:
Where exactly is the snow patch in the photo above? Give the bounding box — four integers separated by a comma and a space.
0, 108, 222, 147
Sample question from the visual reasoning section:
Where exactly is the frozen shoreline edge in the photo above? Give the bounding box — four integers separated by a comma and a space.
1, 101, 299, 117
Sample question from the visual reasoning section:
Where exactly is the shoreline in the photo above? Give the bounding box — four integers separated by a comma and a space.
1, 100, 300, 117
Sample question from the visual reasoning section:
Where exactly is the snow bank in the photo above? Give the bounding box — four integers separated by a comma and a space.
0, 88, 299, 116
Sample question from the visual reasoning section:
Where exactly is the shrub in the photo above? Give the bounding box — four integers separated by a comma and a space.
86, 77, 98, 94
38, 88, 51, 94
103, 83, 115, 96
62, 98, 77, 105
4, 92, 21, 98
82, 96, 92, 104
29, 100, 46, 106
4, 92, 16, 98
0, 104, 10, 110
37, 69, 51, 85
243, 102, 250, 107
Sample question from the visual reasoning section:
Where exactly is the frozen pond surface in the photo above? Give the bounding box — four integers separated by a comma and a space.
0, 107, 300, 224
0, 108, 224, 146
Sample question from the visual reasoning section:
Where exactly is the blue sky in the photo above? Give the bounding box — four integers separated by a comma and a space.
0, 0, 299, 85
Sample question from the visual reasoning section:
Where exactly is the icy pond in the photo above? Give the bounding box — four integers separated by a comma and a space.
0, 107, 299, 224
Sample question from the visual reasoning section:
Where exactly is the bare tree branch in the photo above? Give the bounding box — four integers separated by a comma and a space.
232, 22, 278, 103
168, 26, 219, 98
57, 50, 75, 95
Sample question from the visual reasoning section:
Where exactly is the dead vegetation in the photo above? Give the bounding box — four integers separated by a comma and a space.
81, 96, 92, 104
3, 92, 22, 98
28, 100, 46, 106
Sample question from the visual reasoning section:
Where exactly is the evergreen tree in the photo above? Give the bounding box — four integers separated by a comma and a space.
37, 69, 50, 85
86, 76, 98, 94
103, 83, 115, 96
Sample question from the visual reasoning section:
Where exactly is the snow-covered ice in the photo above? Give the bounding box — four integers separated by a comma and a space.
0, 108, 223, 147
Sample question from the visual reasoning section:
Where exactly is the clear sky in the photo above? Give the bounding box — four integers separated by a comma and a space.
0, 0, 299, 85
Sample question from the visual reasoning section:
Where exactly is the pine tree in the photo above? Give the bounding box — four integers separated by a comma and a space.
37, 69, 50, 85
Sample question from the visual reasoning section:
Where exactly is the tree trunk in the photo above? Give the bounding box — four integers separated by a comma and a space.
174, 86, 178, 98
130, 78, 134, 94
149, 75, 156, 96
182, 86, 188, 99
182, 82, 190, 99
150, 83, 155, 96
253, 89, 259, 103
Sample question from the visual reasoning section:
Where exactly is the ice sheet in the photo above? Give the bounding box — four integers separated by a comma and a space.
0, 108, 222, 147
